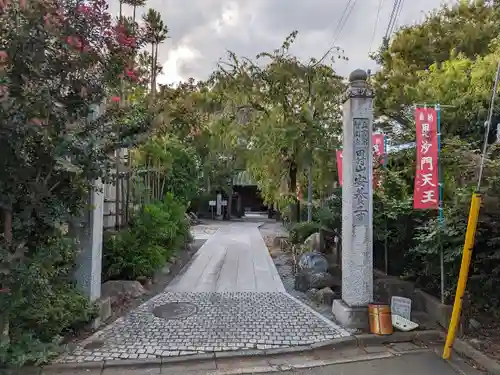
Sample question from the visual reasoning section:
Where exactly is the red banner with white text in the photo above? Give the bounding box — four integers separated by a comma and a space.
372, 134, 385, 189
336, 150, 343, 186
413, 108, 439, 210
336, 134, 386, 188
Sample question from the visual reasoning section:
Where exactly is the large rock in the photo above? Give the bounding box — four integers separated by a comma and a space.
101, 280, 147, 304
297, 251, 328, 273
306, 271, 335, 289
303, 232, 321, 252
314, 287, 336, 306
294, 271, 335, 292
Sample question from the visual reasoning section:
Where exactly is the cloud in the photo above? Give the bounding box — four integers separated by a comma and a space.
109, 0, 451, 84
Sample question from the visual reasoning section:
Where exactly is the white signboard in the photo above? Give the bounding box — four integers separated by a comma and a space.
391, 296, 412, 320
216, 194, 222, 216
221, 200, 228, 206
208, 200, 216, 206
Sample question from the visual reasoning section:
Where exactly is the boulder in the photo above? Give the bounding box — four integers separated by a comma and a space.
297, 251, 328, 273
306, 288, 319, 299
314, 287, 336, 306
306, 271, 335, 290
294, 271, 335, 292
101, 280, 147, 304
303, 232, 321, 252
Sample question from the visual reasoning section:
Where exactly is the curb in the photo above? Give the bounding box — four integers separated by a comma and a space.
439, 333, 500, 375
38, 329, 438, 373
204, 352, 395, 375
356, 329, 443, 347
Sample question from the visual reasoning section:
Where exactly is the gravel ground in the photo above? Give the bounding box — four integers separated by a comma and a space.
259, 222, 358, 334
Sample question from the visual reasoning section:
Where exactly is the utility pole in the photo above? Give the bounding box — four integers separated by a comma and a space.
307, 89, 314, 223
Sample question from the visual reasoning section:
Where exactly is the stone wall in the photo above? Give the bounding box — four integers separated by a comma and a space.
373, 270, 464, 333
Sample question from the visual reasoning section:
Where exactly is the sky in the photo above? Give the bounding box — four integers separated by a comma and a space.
109, 0, 455, 86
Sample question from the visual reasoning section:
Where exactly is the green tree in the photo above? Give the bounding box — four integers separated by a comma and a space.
125, 0, 147, 25
212, 32, 345, 221
372, 0, 500, 140
143, 8, 169, 101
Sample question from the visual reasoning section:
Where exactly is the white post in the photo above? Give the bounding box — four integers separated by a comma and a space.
216, 193, 222, 217
332, 69, 374, 329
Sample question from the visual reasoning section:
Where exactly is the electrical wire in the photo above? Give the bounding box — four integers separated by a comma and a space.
384, 0, 401, 41
389, 0, 405, 36
369, 0, 385, 53
331, 0, 354, 43
334, 0, 358, 43
477, 61, 500, 192
310, 0, 357, 67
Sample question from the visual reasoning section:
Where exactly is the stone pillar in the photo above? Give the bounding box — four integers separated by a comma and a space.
74, 104, 105, 302
332, 69, 374, 329
75, 181, 104, 302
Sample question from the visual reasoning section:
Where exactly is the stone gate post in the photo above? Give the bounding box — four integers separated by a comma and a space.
74, 103, 105, 302
332, 69, 374, 329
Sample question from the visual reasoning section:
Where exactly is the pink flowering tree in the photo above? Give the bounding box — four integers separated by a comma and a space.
0, 0, 149, 366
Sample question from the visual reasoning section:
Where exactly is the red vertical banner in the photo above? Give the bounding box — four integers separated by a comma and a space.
297, 185, 302, 201
413, 107, 439, 209
336, 150, 343, 186
336, 134, 386, 188
372, 134, 386, 189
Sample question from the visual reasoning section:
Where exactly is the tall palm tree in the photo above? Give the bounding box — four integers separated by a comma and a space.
123, 0, 146, 26
143, 8, 169, 102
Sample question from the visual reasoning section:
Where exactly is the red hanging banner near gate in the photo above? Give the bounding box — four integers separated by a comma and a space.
336, 134, 386, 188
413, 107, 439, 210
336, 150, 343, 185
372, 134, 385, 189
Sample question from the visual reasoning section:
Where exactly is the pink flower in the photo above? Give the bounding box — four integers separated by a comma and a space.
0, 0, 10, 12
30, 118, 43, 126
76, 4, 91, 13
111, 96, 120, 103
66, 35, 83, 50
79, 87, 87, 98
0, 50, 8, 64
0, 85, 9, 101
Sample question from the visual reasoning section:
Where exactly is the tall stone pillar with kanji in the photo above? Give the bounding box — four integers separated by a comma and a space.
332, 69, 374, 329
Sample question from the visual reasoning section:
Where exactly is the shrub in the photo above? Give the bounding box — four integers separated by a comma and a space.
102, 193, 190, 281
289, 221, 322, 244
1, 236, 97, 367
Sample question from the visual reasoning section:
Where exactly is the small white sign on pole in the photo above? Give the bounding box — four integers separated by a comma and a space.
209, 200, 216, 206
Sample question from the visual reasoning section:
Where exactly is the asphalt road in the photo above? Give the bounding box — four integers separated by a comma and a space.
256, 351, 480, 375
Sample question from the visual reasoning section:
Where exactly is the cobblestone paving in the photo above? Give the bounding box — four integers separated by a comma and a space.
56, 292, 349, 363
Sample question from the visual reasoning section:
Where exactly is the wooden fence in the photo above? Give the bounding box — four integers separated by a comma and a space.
103, 149, 166, 230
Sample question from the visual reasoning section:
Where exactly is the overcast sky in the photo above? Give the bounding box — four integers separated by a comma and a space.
109, 0, 454, 86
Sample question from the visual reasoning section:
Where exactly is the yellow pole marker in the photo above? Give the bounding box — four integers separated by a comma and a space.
442, 192, 482, 360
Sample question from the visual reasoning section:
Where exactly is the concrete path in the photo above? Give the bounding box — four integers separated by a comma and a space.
168, 222, 285, 292
54, 220, 348, 365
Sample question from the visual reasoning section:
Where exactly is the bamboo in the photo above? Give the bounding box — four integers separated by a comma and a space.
120, 172, 126, 225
